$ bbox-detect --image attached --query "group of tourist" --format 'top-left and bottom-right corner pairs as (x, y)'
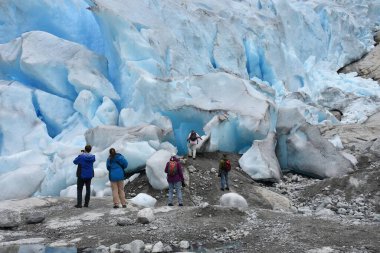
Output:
(72, 130), (231, 208)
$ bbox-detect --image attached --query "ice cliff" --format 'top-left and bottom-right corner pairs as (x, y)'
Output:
(0, 0), (379, 199)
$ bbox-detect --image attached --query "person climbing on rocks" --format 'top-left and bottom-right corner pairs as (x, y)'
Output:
(187, 130), (202, 159)
(106, 148), (128, 208)
(219, 154), (231, 191)
(165, 156), (185, 206)
(73, 145), (96, 208)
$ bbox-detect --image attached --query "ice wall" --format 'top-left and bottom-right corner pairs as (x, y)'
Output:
(0, 0), (379, 198)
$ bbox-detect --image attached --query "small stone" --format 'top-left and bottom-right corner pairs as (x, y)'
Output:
(337, 208), (347, 215)
(110, 243), (121, 253)
(210, 168), (217, 173)
(144, 243), (153, 253)
(130, 240), (145, 253)
(117, 217), (135, 226)
(179, 240), (190, 249)
(152, 241), (164, 253)
(163, 245), (173, 252)
(130, 193), (137, 197)
(188, 165), (196, 173)
(94, 245), (109, 253)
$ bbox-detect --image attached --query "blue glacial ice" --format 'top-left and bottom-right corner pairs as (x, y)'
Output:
(0, 0), (379, 199)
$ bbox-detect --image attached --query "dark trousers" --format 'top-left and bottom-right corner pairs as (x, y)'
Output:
(77, 178), (91, 206)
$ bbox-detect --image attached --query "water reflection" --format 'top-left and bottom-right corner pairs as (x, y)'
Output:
(0, 245), (76, 253)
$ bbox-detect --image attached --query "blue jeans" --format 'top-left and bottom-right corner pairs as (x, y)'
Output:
(168, 181), (183, 205)
(220, 171), (229, 189)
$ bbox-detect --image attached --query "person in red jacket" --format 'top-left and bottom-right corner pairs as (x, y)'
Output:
(164, 156), (185, 206)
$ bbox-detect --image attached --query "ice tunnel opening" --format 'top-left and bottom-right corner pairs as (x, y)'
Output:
(162, 108), (214, 155)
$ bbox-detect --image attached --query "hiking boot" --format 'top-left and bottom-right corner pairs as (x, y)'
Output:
(113, 205), (119, 209)
(83, 204), (89, 208)
(220, 188), (224, 191)
(168, 203), (174, 206)
(225, 187), (230, 191)
(74, 204), (82, 208)
(193, 157), (196, 160)
(179, 203), (183, 206)
(122, 205), (127, 208)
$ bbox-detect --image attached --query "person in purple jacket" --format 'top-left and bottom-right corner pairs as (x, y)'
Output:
(164, 156), (185, 206)
(73, 145), (96, 208)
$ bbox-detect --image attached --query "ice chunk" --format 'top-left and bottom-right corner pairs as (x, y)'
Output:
(130, 193), (157, 208)
(91, 97), (119, 126)
(239, 132), (282, 182)
(0, 150), (49, 176)
(0, 0), (103, 53)
(145, 150), (171, 190)
(2, 31), (118, 100)
(34, 89), (75, 137)
(328, 135), (344, 150)
(0, 81), (52, 155)
(85, 125), (165, 149)
(220, 193), (248, 209)
(73, 90), (101, 120)
(285, 124), (353, 178)
(60, 184), (95, 198)
(0, 166), (45, 200)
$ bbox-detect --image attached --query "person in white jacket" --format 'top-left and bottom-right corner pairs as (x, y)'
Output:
(187, 130), (202, 159)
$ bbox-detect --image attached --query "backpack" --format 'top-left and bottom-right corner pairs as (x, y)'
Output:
(222, 159), (231, 171)
(189, 132), (197, 141)
(168, 161), (178, 176)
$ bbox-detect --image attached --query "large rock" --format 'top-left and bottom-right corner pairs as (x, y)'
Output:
(239, 132), (282, 182)
(253, 187), (291, 211)
(320, 111), (380, 163)
(281, 124), (353, 178)
(0, 209), (21, 228)
(340, 43), (380, 82)
(136, 208), (155, 224)
(25, 211), (46, 224)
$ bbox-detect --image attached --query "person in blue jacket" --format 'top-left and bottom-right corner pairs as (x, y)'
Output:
(73, 145), (96, 208)
(106, 148), (128, 208)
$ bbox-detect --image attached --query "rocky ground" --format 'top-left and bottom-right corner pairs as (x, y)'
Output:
(0, 148), (379, 253)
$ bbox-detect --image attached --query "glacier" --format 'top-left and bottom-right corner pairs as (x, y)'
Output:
(0, 0), (379, 199)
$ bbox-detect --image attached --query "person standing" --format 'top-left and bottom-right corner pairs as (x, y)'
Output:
(187, 130), (202, 159)
(165, 156), (185, 206)
(73, 145), (96, 208)
(106, 148), (128, 208)
(219, 154), (231, 191)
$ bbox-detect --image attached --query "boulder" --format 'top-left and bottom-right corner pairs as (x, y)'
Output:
(0, 209), (21, 228)
(136, 208), (155, 224)
(339, 43), (380, 82)
(25, 211), (46, 224)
